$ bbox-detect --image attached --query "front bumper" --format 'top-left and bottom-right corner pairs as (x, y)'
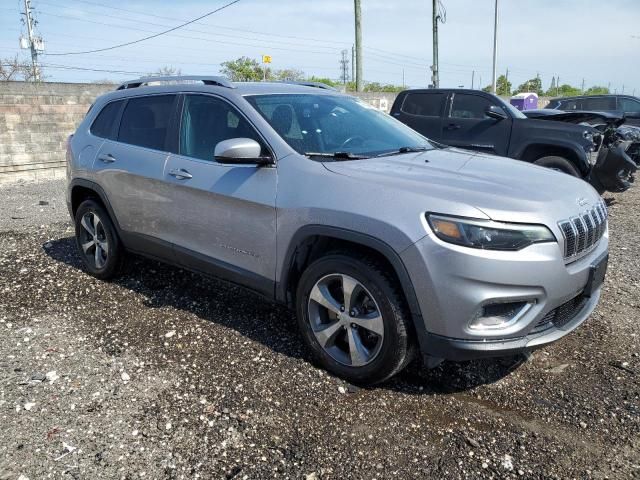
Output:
(589, 144), (637, 193)
(401, 228), (608, 361)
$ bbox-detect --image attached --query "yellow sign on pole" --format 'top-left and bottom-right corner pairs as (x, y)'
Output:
(262, 55), (272, 64)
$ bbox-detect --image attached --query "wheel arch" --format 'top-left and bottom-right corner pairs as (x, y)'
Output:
(69, 179), (121, 231)
(278, 225), (430, 354)
(520, 143), (588, 175)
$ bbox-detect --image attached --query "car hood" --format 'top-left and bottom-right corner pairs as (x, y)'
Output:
(323, 147), (601, 224)
(524, 109), (626, 127)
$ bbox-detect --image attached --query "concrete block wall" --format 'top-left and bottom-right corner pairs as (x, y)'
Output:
(0, 81), (112, 184)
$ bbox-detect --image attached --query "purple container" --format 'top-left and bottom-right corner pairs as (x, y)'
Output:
(510, 93), (538, 111)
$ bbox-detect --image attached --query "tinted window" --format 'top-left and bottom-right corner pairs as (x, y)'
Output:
(90, 100), (123, 139)
(559, 99), (581, 111)
(401, 93), (445, 116)
(450, 94), (496, 119)
(620, 97), (640, 113)
(118, 95), (175, 150)
(179, 95), (264, 161)
(581, 97), (616, 111)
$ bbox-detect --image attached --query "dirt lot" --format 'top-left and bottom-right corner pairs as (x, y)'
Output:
(0, 179), (638, 480)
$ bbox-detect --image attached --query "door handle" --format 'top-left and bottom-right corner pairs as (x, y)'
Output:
(168, 168), (193, 180)
(446, 123), (461, 130)
(98, 153), (116, 163)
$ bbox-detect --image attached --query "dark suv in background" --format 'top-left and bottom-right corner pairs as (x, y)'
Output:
(390, 89), (629, 193)
(546, 94), (640, 126)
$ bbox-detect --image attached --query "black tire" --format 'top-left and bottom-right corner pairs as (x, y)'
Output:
(296, 252), (414, 385)
(533, 156), (581, 177)
(74, 199), (124, 279)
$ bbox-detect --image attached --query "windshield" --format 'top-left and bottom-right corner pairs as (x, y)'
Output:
(244, 93), (434, 158)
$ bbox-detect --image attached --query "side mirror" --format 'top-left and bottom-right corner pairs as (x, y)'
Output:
(485, 105), (508, 121)
(214, 138), (273, 165)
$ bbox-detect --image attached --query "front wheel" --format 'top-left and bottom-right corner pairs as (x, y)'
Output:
(533, 156), (581, 177)
(296, 252), (414, 385)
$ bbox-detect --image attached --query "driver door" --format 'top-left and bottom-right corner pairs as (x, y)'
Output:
(442, 93), (512, 156)
(162, 94), (277, 294)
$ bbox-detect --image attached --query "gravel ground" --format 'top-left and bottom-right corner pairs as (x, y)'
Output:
(0, 179), (638, 479)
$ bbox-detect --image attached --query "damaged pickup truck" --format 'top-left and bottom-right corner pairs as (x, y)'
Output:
(390, 89), (633, 194)
(524, 110), (638, 193)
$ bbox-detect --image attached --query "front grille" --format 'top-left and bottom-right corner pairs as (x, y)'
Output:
(531, 294), (589, 333)
(558, 199), (607, 261)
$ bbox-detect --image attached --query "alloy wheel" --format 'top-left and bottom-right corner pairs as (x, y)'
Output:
(307, 274), (384, 367)
(79, 211), (109, 269)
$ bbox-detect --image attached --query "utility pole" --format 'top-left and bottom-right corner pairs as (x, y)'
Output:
(431, 0), (439, 88)
(622, 84), (625, 94)
(351, 45), (355, 87)
(354, 0), (363, 92)
(556, 75), (560, 97)
(339, 49), (350, 85)
(581, 78), (585, 94)
(471, 70), (475, 89)
(402, 68), (405, 88)
(21, 0), (41, 81)
(607, 81), (611, 93)
(491, 0), (499, 94)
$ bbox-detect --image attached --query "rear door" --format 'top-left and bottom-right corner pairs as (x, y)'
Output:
(162, 93), (277, 293)
(93, 94), (178, 255)
(441, 92), (512, 156)
(391, 91), (446, 140)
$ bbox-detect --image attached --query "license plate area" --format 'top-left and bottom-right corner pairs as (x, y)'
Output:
(584, 253), (608, 297)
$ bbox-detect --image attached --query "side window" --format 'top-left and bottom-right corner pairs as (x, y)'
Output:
(619, 98), (640, 113)
(179, 95), (264, 161)
(401, 93), (445, 116)
(581, 97), (616, 111)
(118, 95), (175, 150)
(90, 100), (123, 139)
(559, 99), (581, 111)
(450, 94), (495, 119)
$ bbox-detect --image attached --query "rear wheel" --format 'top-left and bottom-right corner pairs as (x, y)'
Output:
(296, 252), (413, 385)
(74, 199), (123, 279)
(533, 156), (581, 177)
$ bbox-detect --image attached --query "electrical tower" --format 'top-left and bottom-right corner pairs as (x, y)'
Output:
(339, 49), (350, 85)
(354, 0), (363, 92)
(20, 0), (43, 81)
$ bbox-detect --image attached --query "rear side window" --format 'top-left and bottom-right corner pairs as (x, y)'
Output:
(90, 100), (123, 139)
(118, 95), (175, 150)
(450, 94), (495, 119)
(581, 97), (616, 111)
(401, 93), (445, 116)
(619, 97), (640, 113)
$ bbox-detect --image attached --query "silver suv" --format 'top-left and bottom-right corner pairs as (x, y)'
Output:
(66, 76), (609, 384)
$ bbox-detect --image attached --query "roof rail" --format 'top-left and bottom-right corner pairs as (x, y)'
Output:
(282, 81), (338, 91)
(116, 75), (235, 90)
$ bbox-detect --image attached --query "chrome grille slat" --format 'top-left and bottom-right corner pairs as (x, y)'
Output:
(558, 200), (607, 262)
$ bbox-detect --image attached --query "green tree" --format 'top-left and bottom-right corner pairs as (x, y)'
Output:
(220, 57), (268, 82)
(547, 83), (582, 97)
(273, 68), (305, 81)
(307, 76), (340, 87)
(584, 85), (610, 95)
(513, 77), (544, 96)
(482, 75), (511, 96)
(363, 82), (404, 93)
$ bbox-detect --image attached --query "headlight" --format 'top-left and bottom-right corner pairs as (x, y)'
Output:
(426, 214), (556, 251)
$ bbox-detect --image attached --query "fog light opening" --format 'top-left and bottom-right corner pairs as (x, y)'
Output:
(470, 301), (531, 330)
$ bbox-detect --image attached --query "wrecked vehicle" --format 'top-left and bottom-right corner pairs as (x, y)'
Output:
(390, 89), (605, 187)
(524, 110), (638, 193)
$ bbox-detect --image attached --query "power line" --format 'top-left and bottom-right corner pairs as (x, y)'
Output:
(44, 0), (241, 56)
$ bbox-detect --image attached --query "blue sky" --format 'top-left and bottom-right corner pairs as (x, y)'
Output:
(1, 0), (638, 93)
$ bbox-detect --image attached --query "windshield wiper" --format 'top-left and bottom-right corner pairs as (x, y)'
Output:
(375, 146), (431, 158)
(304, 151), (369, 160)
